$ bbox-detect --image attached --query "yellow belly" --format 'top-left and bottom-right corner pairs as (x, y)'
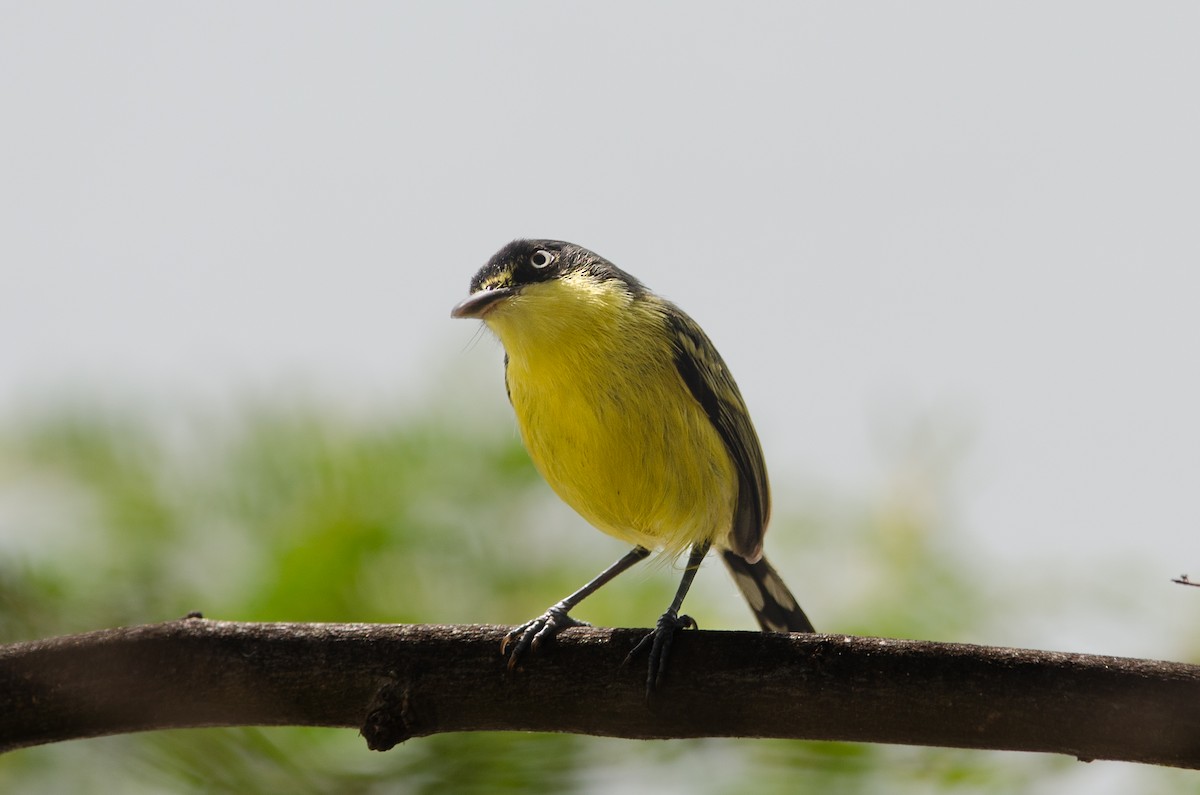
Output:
(488, 277), (737, 556)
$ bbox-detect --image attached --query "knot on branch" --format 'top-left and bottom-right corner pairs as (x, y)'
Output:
(361, 679), (426, 752)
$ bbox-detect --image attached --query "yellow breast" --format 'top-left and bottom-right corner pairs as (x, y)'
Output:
(483, 273), (737, 556)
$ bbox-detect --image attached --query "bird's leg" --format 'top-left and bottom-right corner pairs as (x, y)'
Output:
(502, 545), (652, 670)
(626, 540), (711, 696)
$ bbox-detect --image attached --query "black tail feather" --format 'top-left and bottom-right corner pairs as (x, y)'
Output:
(721, 550), (815, 633)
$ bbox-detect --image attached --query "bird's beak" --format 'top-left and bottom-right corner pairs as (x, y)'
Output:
(451, 287), (513, 319)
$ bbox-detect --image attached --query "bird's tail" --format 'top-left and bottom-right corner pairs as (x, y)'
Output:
(721, 550), (815, 633)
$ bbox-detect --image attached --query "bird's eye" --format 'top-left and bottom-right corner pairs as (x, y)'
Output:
(529, 249), (555, 269)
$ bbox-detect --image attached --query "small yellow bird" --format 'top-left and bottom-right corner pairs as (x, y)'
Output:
(452, 239), (814, 693)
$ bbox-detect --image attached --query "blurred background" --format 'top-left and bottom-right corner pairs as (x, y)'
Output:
(2, 2), (1198, 792)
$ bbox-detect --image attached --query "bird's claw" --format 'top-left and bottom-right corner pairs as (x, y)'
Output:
(501, 604), (590, 670)
(624, 609), (698, 697)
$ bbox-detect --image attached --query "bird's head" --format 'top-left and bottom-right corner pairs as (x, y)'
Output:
(451, 240), (651, 351)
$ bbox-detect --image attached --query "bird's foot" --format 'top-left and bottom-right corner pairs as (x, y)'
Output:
(501, 604), (590, 671)
(624, 608), (698, 697)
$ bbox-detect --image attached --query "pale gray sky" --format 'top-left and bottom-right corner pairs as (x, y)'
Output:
(3, 2), (1198, 665)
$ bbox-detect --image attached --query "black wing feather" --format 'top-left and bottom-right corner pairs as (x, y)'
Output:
(667, 309), (770, 561)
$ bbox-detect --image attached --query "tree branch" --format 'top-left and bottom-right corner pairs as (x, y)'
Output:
(1, 618), (1197, 767)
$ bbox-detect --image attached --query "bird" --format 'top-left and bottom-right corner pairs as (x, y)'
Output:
(451, 239), (815, 695)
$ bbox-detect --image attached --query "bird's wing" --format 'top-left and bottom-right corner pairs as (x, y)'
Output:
(667, 310), (770, 561)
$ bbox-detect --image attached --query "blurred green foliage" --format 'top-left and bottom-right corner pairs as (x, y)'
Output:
(0, 398), (1190, 793)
